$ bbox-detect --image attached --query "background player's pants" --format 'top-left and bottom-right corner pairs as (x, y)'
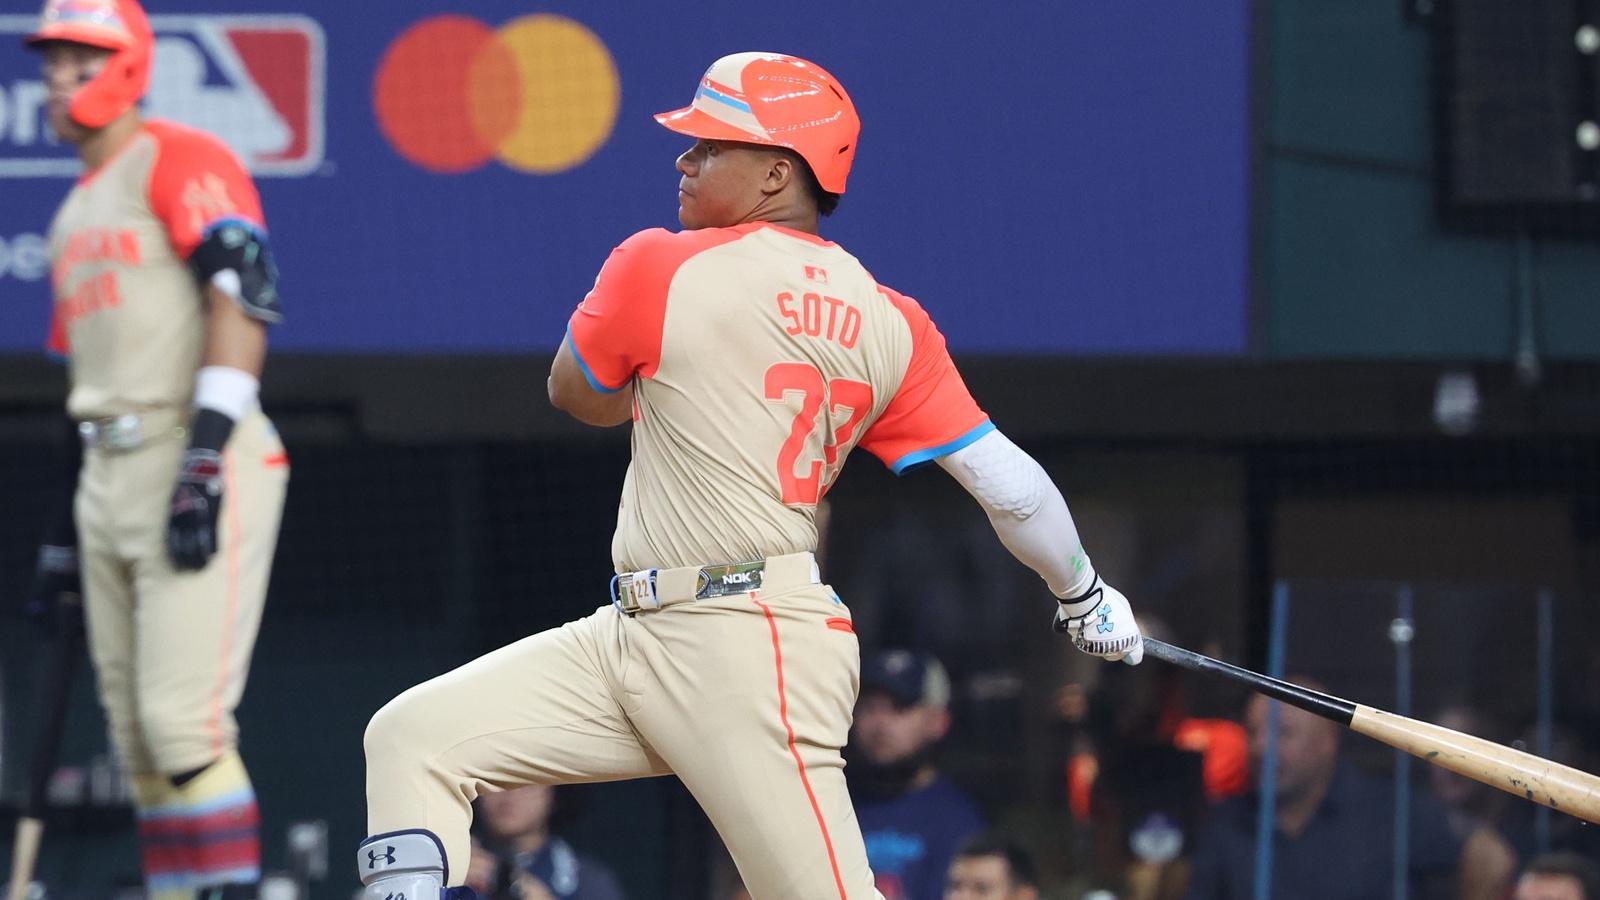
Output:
(77, 408), (288, 895)
(365, 563), (880, 900)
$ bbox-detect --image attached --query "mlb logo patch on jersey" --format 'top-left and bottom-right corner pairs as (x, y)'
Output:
(0, 14), (324, 177)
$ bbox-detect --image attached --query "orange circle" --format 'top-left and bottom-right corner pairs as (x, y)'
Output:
(373, 16), (518, 173)
(491, 14), (620, 173)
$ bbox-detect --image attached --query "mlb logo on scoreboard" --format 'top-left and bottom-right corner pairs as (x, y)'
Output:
(0, 14), (324, 177)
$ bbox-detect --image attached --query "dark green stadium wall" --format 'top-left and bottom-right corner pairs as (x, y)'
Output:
(1262, 2), (1600, 359)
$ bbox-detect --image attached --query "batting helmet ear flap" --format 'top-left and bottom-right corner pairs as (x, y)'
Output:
(70, 31), (151, 128)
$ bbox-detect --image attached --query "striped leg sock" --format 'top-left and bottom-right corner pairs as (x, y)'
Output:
(135, 772), (190, 900)
(136, 752), (261, 897)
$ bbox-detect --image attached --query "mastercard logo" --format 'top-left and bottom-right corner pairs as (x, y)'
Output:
(373, 14), (619, 174)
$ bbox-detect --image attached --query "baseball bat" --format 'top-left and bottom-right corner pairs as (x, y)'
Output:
(6, 593), (85, 900)
(1141, 636), (1600, 824)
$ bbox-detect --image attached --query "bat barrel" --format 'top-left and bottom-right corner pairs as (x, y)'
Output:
(1352, 706), (1600, 825)
(1142, 637), (1357, 725)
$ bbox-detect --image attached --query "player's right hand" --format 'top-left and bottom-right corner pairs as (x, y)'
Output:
(1052, 575), (1144, 665)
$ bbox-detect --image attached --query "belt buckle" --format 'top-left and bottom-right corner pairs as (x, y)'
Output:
(105, 413), (144, 450)
(696, 561), (764, 600)
(80, 413), (145, 451)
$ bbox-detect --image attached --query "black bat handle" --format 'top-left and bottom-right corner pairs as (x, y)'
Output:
(1141, 636), (1357, 726)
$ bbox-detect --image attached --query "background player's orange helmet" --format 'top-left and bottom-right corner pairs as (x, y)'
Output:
(655, 52), (861, 194)
(25, 0), (154, 129)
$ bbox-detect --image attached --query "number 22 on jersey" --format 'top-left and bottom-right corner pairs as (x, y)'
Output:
(764, 362), (873, 506)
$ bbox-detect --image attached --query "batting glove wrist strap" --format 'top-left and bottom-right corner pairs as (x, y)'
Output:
(186, 406), (237, 454)
(1054, 571), (1103, 619)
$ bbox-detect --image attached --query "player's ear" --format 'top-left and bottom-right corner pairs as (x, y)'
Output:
(762, 151), (795, 197)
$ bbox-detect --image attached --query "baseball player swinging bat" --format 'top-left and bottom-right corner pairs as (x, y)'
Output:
(1140, 637), (1600, 824)
(6, 592), (85, 900)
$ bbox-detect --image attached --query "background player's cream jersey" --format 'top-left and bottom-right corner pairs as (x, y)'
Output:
(567, 222), (992, 572)
(46, 120), (268, 420)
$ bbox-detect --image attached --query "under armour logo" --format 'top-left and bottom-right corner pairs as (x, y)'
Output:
(1095, 601), (1114, 635)
(383, 893), (405, 900)
(367, 846), (396, 868)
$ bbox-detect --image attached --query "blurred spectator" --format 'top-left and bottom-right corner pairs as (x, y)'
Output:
(1514, 853), (1600, 900)
(1060, 617), (1248, 900)
(943, 834), (1040, 900)
(849, 649), (985, 900)
(1184, 679), (1514, 900)
(464, 785), (625, 900)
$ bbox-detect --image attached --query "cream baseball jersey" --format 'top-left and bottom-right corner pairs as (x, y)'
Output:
(566, 221), (993, 572)
(46, 120), (269, 420)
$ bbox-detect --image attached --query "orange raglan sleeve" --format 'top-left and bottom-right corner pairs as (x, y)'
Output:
(858, 285), (993, 474)
(45, 207), (69, 356)
(564, 228), (681, 393)
(145, 122), (265, 261)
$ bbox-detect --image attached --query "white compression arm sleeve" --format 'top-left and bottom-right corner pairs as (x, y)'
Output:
(937, 429), (1097, 602)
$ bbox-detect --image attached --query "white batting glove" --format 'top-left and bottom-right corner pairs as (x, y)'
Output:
(1052, 575), (1144, 665)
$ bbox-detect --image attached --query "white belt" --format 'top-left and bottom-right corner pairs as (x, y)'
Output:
(610, 551), (821, 615)
(78, 410), (185, 452)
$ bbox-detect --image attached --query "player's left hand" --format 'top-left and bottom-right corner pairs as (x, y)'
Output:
(1052, 575), (1144, 665)
(166, 448), (225, 570)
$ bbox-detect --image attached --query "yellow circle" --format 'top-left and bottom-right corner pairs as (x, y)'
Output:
(492, 14), (620, 174)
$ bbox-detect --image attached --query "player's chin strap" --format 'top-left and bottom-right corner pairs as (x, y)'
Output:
(357, 830), (478, 899)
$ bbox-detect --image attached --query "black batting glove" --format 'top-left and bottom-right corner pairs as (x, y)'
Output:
(166, 408), (235, 571)
(166, 449), (224, 569)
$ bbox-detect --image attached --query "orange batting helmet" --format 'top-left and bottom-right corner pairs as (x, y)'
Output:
(25, 0), (154, 129)
(655, 52), (860, 194)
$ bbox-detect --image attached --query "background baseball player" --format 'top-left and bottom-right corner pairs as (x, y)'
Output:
(357, 52), (1142, 900)
(23, 1), (288, 896)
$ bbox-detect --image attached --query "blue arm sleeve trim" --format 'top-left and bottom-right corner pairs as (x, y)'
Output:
(199, 214), (269, 240)
(889, 419), (997, 475)
(565, 326), (626, 394)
